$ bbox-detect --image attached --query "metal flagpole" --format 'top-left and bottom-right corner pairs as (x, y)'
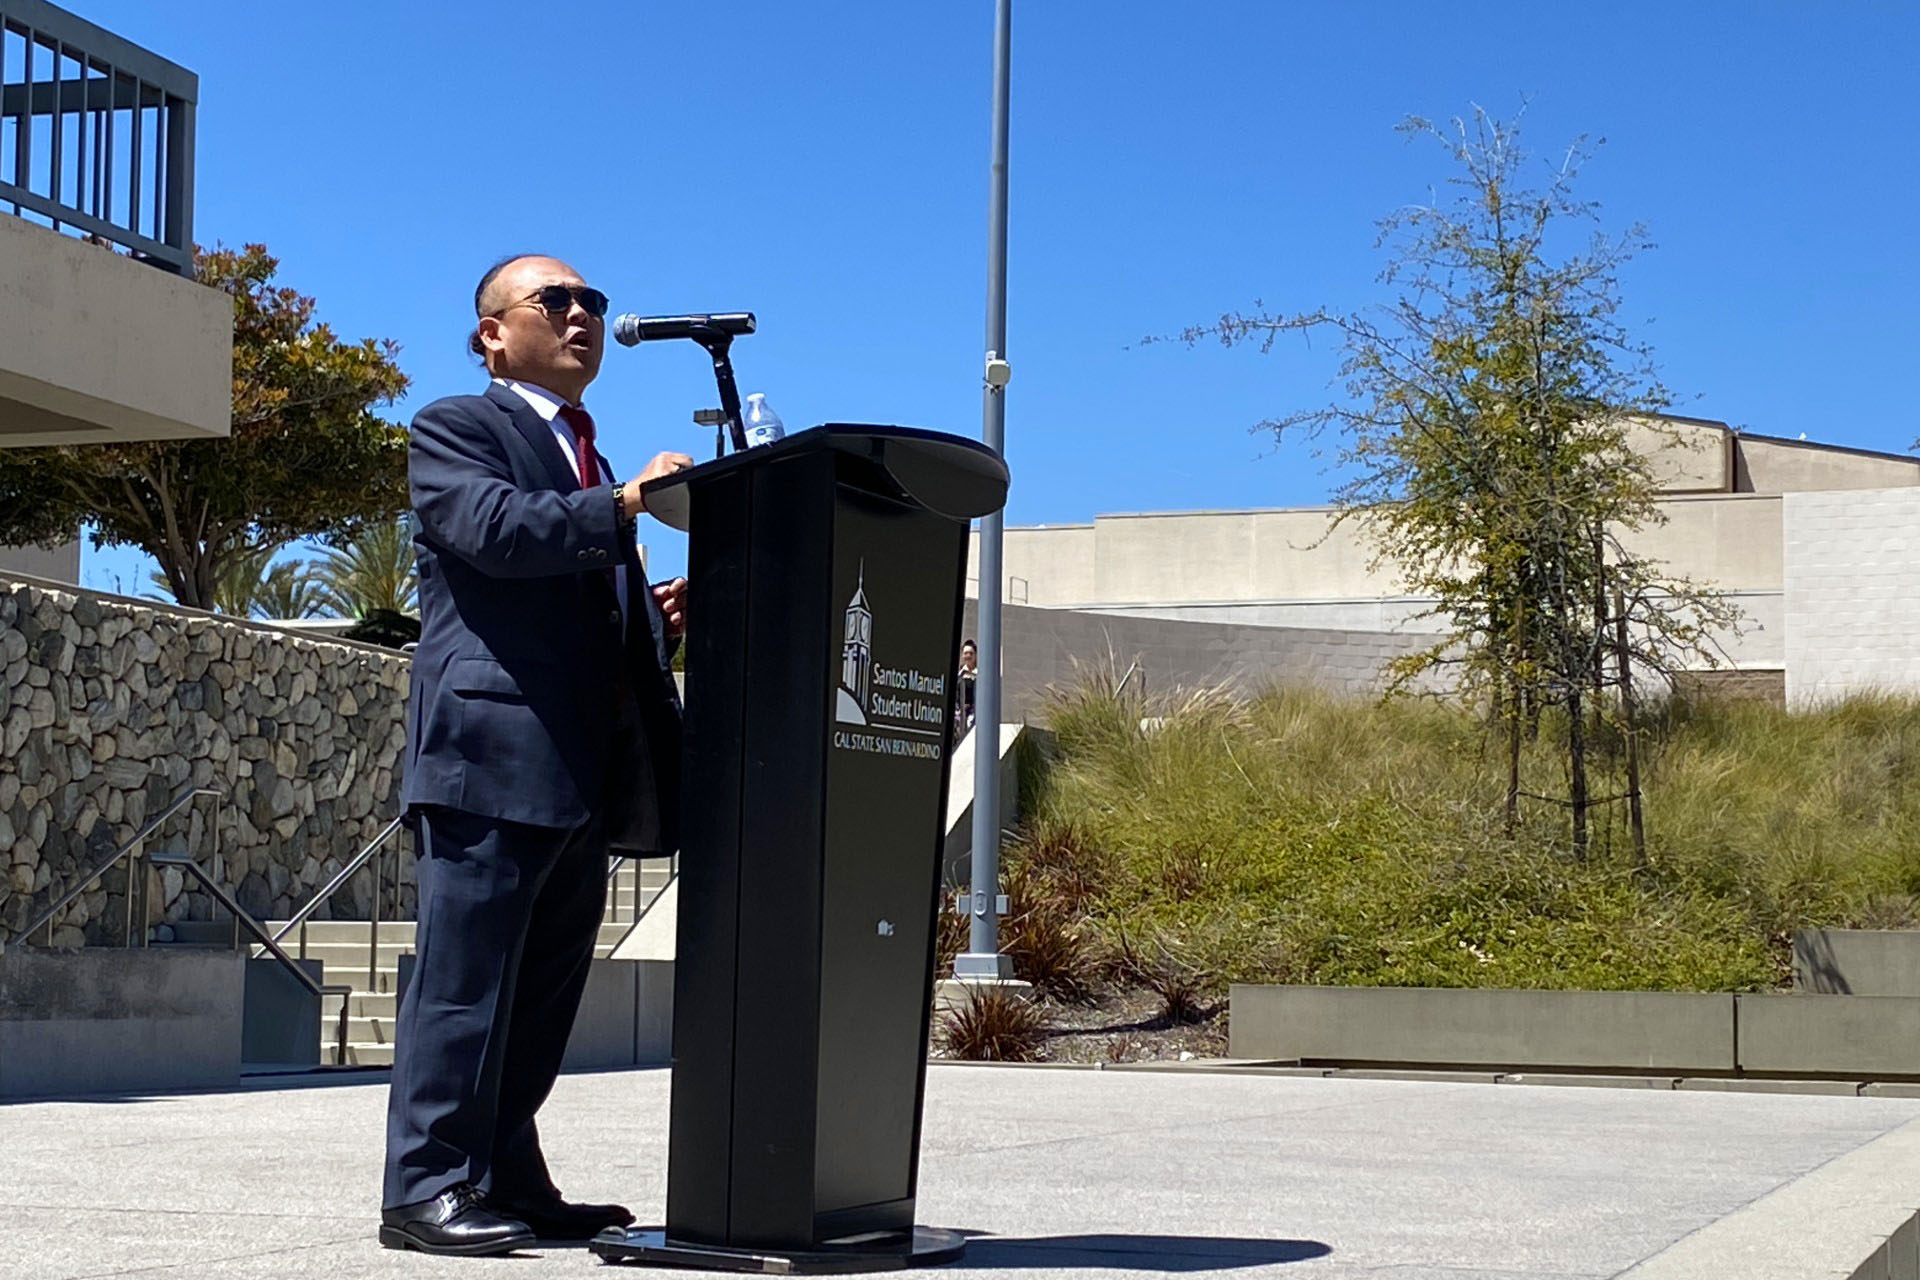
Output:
(956, 0), (1015, 982)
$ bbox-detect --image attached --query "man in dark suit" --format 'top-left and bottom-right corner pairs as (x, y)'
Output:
(379, 254), (692, 1257)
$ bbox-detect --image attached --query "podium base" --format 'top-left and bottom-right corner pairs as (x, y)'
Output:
(589, 1226), (966, 1272)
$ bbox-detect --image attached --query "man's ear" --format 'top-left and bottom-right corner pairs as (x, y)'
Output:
(477, 314), (506, 359)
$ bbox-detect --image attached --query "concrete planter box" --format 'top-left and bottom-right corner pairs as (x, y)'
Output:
(1737, 994), (1920, 1078)
(0, 948), (244, 1098)
(1794, 929), (1920, 997)
(1229, 984), (1736, 1073)
(561, 958), (676, 1070)
(242, 957), (322, 1069)
(397, 955), (673, 1070)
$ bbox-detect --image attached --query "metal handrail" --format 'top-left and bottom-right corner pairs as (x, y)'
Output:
(605, 851), (677, 925)
(148, 850), (354, 1066)
(0, 0), (199, 272)
(270, 816), (404, 946)
(16, 784), (221, 945)
(267, 813), (409, 996)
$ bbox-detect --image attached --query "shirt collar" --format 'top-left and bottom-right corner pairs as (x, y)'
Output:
(494, 377), (578, 423)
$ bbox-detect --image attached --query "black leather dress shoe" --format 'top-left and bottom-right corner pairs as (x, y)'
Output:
(489, 1195), (635, 1241)
(379, 1183), (535, 1256)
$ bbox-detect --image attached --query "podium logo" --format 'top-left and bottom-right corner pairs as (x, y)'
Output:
(836, 564), (873, 726)
(831, 560), (949, 759)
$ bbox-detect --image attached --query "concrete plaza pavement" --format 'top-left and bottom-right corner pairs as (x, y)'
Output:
(1, 1063), (1916, 1280)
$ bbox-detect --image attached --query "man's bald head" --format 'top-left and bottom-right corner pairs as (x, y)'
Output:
(468, 254), (605, 403)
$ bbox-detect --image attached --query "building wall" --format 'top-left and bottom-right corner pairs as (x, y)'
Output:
(0, 541), (80, 587)
(1782, 489), (1920, 707)
(1738, 436), (1920, 495)
(958, 599), (1434, 723)
(1624, 415), (1731, 492)
(966, 492), (1787, 670)
(0, 574), (412, 947)
(1615, 494), (1783, 592)
(1090, 588), (1783, 670)
(966, 524), (1097, 606)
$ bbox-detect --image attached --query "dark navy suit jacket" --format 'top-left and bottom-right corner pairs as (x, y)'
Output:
(401, 382), (681, 850)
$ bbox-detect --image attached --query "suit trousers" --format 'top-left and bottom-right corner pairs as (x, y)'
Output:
(382, 805), (608, 1209)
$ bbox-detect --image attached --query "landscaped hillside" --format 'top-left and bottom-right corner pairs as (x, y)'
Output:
(990, 678), (1920, 1001)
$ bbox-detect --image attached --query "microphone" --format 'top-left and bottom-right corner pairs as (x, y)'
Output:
(613, 312), (757, 347)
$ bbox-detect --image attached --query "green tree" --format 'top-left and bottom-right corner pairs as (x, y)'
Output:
(1163, 108), (1735, 855)
(0, 244), (410, 610)
(312, 516), (418, 619)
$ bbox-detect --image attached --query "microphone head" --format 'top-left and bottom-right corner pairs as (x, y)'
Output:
(613, 314), (644, 346)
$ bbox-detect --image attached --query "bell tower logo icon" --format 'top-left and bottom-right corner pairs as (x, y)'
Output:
(836, 562), (872, 725)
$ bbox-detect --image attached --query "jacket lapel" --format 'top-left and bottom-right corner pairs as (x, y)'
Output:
(485, 382), (579, 494)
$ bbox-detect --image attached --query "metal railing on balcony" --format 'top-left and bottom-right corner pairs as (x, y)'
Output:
(0, 0), (194, 273)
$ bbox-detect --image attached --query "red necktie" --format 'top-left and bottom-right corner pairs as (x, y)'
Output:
(559, 404), (622, 610)
(558, 404), (600, 490)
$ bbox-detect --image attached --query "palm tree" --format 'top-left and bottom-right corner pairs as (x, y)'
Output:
(313, 518), (418, 619)
(148, 538), (327, 619)
(254, 559), (330, 620)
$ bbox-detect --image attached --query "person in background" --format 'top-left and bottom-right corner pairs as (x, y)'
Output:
(955, 637), (978, 745)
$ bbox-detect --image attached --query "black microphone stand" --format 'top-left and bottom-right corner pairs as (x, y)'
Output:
(690, 327), (750, 456)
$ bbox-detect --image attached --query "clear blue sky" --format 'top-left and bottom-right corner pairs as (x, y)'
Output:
(70, 0), (1920, 594)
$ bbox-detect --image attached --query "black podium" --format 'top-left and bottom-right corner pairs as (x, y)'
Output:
(592, 425), (1008, 1272)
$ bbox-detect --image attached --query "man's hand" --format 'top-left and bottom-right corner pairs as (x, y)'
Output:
(630, 453), (696, 511)
(652, 577), (688, 638)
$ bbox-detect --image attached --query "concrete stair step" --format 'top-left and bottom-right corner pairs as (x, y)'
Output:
(266, 921), (420, 943)
(338, 1014), (394, 1044)
(335, 991), (400, 1018)
(307, 964), (406, 994)
(275, 940), (414, 965)
(286, 872), (676, 1065)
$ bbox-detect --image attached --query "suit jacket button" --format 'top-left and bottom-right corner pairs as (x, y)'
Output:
(608, 610), (622, 625)
(576, 550), (590, 561)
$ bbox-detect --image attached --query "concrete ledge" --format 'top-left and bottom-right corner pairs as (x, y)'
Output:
(635, 958), (673, 1064)
(567, 957), (672, 1069)
(1615, 1113), (1920, 1280)
(1497, 1073), (1681, 1090)
(607, 878), (677, 962)
(1737, 993), (1920, 1078)
(241, 956), (320, 1069)
(1796, 929), (1920, 996)
(560, 960), (639, 1071)
(941, 723), (1024, 885)
(0, 214), (232, 445)
(1229, 984), (1737, 1073)
(0, 948), (243, 1098)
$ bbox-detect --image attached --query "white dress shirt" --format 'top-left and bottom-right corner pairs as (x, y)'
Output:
(495, 377), (629, 625)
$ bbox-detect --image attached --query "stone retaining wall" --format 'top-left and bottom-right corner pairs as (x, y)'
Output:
(0, 573), (413, 947)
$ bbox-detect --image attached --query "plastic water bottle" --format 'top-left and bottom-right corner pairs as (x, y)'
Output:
(743, 393), (786, 448)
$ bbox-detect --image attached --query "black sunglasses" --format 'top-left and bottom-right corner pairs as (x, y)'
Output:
(504, 284), (610, 319)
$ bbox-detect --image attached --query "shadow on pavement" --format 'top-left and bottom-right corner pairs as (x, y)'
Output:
(950, 1233), (1333, 1270)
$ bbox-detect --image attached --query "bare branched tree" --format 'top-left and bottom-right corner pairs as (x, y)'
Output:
(1155, 107), (1738, 855)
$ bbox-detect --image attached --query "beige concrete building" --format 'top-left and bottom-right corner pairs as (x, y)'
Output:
(0, 1), (230, 581)
(967, 416), (1920, 695)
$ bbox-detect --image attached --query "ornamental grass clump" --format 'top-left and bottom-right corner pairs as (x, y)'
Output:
(936, 988), (1047, 1063)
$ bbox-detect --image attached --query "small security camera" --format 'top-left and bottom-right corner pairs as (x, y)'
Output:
(983, 355), (1012, 388)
